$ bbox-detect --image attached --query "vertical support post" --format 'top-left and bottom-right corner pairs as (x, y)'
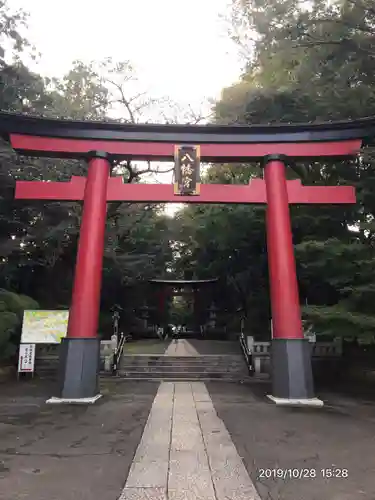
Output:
(158, 287), (166, 326)
(264, 155), (321, 405)
(193, 286), (199, 333)
(158, 286), (170, 338)
(58, 151), (110, 401)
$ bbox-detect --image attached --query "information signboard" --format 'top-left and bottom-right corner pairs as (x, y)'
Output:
(18, 343), (35, 373)
(21, 310), (69, 344)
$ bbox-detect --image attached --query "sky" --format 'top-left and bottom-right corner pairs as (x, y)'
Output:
(12, 0), (242, 118)
(10, 0), (244, 215)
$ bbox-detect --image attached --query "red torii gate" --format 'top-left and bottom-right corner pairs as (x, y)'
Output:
(147, 278), (218, 332)
(1, 112), (369, 405)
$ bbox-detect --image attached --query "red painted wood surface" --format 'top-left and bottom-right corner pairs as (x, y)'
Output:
(265, 160), (304, 340)
(15, 176), (356, 204)
(10, 134), (362, 161)
(66, 157), (110, 339)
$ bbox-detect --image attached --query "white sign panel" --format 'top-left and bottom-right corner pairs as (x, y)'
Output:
(21, 310), (69, 344)
(18, 344), (35, 373)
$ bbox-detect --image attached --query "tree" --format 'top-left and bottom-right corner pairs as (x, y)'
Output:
(171, 0), (375, 339)
(0, 0), (30, 64)
(0, 289), (39, 362)
(171, 161), (270, 336)
(226, 0), (375, 121)
(0, 51), (181, 333)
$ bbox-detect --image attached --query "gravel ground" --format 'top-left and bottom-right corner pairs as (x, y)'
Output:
(0, 379), (158, 500)
(3, 359), (375, 500)
(207, 381), (375, 500)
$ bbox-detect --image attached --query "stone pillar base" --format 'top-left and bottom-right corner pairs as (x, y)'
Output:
(46, 395), (102, 405)
(270, 338), (318, 401)
(58, 337), (100, 401)
(267, 395), (323, 407)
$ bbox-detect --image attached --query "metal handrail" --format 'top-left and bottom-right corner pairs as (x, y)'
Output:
(239, 331), (253, 374)
(112, 333), (126, 375)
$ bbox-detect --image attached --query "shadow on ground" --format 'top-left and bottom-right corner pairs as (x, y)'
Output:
(0, 379), (157, 500)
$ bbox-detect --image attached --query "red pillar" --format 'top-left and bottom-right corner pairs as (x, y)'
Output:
(158, 288), (165, 314)
(264, 157), (303, 339)
(264, 155), (316, 403)
(157, 287), (167, 329)
(67, 151), (110, 339)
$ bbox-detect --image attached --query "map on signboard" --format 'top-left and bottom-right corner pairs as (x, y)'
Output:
(21, 310), (69, 344)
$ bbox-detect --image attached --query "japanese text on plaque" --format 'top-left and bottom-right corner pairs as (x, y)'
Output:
(174, 145), (200, 195)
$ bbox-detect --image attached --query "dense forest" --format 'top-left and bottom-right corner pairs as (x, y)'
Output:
(176, 0), (375, 338)
(1, 0), (375, 359)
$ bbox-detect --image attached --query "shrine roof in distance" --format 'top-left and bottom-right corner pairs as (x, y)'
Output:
(0, 111), (374, 161)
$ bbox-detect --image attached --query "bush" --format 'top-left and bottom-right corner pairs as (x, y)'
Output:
(0, 289), (39, 363)
(0, 289), (39, 316)
(0, 311), (19, 360)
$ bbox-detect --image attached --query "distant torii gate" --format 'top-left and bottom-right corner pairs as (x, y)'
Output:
(149, 278), (218, 332)
(0, 112), (368, 405)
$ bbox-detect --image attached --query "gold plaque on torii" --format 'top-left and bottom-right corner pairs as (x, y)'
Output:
(174, 145), (201, 196)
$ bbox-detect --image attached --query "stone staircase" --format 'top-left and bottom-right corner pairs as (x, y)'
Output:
(34, 344), (109, 379)
(118, 354), (251, 381)
(33, 347), (59, 378)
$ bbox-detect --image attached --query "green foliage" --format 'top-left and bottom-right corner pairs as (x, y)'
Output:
(47, 61), (110, 120)
(302, 305), (375, 340)
(227, 0), (375, 121)
(169, 297), (191, 325)
(0, 288), (38, 315)
(0, 10), (174, 325)
(0, 13), (183, 339)
(2, 0), (375, 342)
(0, 289), (39, 361)
(172, 199), (270, 335)
(0, 311), (19, 360)
(170, 0), (375, 338)
(0, 1), (30, 63)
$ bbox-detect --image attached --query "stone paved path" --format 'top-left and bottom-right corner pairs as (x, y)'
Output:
(119, 382), (260, 500)
(2, 377), (375, 499)
(164, 339), (199, 357)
